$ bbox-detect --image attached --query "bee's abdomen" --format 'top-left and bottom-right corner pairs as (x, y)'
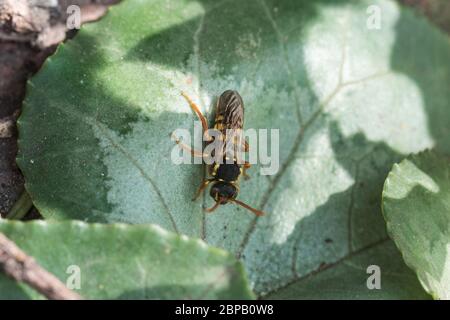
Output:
(213, 116), (228, 133)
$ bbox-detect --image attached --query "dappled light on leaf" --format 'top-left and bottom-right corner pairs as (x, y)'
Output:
(383, 151), (450, 299)
(17, 0), (450, 297)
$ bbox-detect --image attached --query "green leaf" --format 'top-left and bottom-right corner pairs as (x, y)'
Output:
(18, 0), (449, 297)
(382, 151), (450, 300)
(265, 240), (430, 299)
(0, 220), (254, 299)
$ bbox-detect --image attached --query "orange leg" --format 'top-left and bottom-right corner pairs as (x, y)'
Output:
(228, 137), (248, 166)
(192, 179), (214, 201)
(243, 140), (249, 152)
(243, 161), (251, 180)
(181, 92), (213, 142)
(205, 201), (221, 213)
(172, 134), (208, 158)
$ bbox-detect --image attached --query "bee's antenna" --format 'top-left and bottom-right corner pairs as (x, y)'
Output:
(205, 201), (221, 213)
(231, 199), (265, 216)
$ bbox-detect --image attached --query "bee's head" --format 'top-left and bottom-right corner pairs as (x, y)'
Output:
(210, 181), (237, 204)
(205, 181), (264, 216)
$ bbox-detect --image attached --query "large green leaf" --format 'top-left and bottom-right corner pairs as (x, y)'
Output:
(17, 0), (449, 297)
(383, 151), (450, 300)
(0, 220), (254, 299)
(265, 239), (429, 299)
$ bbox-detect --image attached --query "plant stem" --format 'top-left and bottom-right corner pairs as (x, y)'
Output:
(6, 190), (33, 220)
(0, 232), (83, 300)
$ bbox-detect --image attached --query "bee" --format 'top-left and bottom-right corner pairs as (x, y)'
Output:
(173, 90), (264, 216)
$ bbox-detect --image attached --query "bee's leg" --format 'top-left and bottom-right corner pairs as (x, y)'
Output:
(243, 140), (249, 152)
(205, 201), (221, 213)
(192, 179), (213, 201)
(234, 139), (249, 166)
(243, 161), (251, 180)
(173, 135), (208, 158)
(181, 92), (213, 142)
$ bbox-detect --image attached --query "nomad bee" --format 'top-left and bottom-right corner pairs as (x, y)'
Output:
(173, 90), (264, 216)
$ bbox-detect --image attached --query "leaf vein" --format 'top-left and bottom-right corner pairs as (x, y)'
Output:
(94, 121), (180, 234)
(259, 0), (304, 124)
(260, 237), (390, 298)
